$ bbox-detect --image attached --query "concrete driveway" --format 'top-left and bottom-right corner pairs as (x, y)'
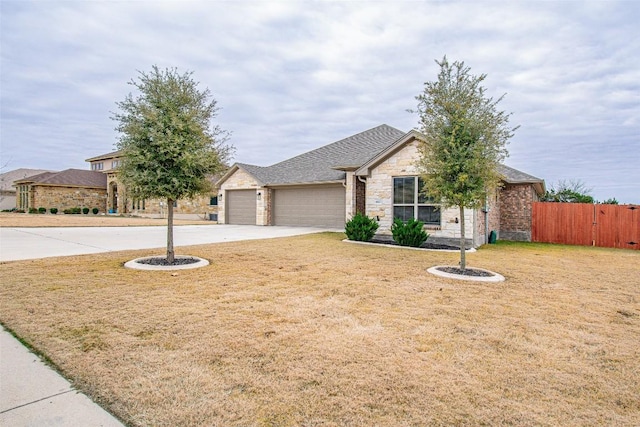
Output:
(0, 224), (338, 262)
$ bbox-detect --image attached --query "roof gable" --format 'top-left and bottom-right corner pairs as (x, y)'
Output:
(220, 125), (405, 186)
(356, 130), (545, 194)
(85, 150), (123, 162)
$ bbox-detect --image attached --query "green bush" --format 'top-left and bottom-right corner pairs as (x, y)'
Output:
(38, 207), (47, 214)
(391, 218), (429, 247)
(92, 207), (99, 215)
(28, 207), (38, 214)
(50, 208), (58, 214)
(82, 207), (90, 214)
(345, 213), (379, 242)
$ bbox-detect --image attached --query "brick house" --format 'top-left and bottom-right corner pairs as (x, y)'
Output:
(216, 125), (545, 246)
(85, 150), (220, 220)
(13, 169), (107, 212)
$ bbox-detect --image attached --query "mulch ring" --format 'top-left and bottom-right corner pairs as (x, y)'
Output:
(435, 266), (494, 277)
(135, 256), (200, 266)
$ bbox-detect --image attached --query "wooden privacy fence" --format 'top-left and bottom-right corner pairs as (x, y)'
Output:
(532, 202), (640, 250)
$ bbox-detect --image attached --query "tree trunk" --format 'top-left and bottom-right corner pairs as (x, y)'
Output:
(167, 198), (175, 263)
(459, 205), (466, 271)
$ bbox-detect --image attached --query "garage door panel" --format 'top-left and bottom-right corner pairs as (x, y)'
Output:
(227, 190), (256, 225)
(273, 186), (345, 228)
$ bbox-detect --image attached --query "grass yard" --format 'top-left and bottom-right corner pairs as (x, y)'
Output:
(1, 233), (639, 426)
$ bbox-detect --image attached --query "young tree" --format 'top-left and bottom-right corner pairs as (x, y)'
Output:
(541, 179), (594, 203)
(414, 57), (516, 270)
(113, 66), (232, 263)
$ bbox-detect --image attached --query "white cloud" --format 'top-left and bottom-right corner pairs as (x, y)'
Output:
(1, 0), (638, 203)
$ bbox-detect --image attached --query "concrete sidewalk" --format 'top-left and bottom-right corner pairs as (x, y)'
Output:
(0, 224), (336, 425)
(0, 327), (125, 426)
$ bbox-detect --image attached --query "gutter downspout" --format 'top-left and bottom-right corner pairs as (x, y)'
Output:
(483, 194), (489, 244)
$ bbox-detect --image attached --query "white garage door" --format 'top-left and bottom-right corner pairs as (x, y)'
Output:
(226, 190), (256, 225)
(273, 185), (345, 228)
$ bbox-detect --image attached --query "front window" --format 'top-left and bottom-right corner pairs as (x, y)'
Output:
(209, 196), (218, 206)
(393, 176), (440, 226)
(91, 162), (103, 171)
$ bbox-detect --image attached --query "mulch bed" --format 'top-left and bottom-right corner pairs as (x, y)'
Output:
(368, 238), (464, 251)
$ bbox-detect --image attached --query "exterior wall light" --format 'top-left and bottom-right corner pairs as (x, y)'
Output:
(219, 193), (223, 201)
(257, 192), (262, 200)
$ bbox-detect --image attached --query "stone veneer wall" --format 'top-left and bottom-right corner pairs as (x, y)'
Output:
(499, 183), (538, 241)
(218, 168), (262, 224)
(32, 185), (107, 212)
(106, 174), (218, 220)
(365, 139), (476, 247)
(132, 195), (217, 220)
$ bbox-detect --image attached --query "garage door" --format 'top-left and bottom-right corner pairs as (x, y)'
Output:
(226, 190), (256, 225)
(273, 185), (345, 228)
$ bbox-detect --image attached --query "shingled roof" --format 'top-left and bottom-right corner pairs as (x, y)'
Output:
(220, 124), (545, 193)
(14, 169), (107, 188)
(0, 168), (53, 191)
(228, 124), (406, 186)
(85, 150), (123, 162)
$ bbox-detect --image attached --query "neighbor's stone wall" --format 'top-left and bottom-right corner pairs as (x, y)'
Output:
(32, 185), (107, 212)
(218, 168), (261, 224)
(499, 183), (538, 241)
(365, 139), (476, 246)
(132, 195), (217, 220)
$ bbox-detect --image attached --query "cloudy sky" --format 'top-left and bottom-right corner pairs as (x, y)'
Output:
(1, 0), (638, 203)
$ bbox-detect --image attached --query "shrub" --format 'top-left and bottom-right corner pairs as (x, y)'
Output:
(15, 209), (25, 213)
(92, 207), (99, 215)
(82, 207), (90, 214)
(38, 207), (47, 214)
(50, 208), (58, 214)
(345, 213), (379, 242)
(391, 218), (429, 247)
(28, 207), (38, 214)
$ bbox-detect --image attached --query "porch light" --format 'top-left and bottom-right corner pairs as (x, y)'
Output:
(257, 192), (262, 200)
(219, 193), (223, 201)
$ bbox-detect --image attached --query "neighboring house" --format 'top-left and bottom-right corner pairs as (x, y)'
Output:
(217, 124), (545, 246)
(0, 168), (52, 210)
(85, 150), (220, 220)
(13, 169), (107, 212)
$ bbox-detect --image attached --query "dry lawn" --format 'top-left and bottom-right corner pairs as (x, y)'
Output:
(1, 233), (639, 426)
(0, 212), (209, 227)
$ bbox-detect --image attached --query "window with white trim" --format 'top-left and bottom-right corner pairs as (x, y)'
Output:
(91, 162), (103, 171)
(393, 176), (440, 226)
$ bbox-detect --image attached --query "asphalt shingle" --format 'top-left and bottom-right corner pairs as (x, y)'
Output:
(239, 124), (406, 185)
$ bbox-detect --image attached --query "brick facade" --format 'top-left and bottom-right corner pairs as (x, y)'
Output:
(355, 176), (366, 214)
(499, 183), (539, 241)
(473, 190), (501, 244)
